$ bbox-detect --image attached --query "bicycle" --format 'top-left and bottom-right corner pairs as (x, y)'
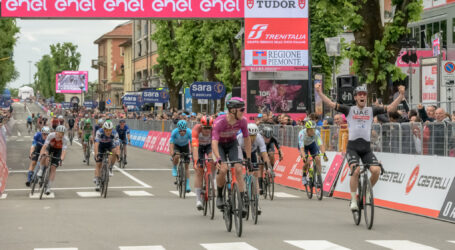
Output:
(219, 159), (245, 237)
(351, 163), (382, 230)
(198, 157), (215, 219)
(303, 155), (323, 201)
(261, 158), (275, 200)
(38, 153), (60, 200)
(29, 153), (41, 196)
(118, 142), (127, 169)
(99, 152), (113, 198)
(27, 122), (32, 134)
(174, 152), (191, 199)
(244, 161), (262, 225)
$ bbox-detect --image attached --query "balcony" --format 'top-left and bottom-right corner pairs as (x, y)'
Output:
(98, 56), (107, 66)
(91, 59), (99, 69)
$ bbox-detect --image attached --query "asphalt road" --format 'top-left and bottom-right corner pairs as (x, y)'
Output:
(0, 102), (454, 250)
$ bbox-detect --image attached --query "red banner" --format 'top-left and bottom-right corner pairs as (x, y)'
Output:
(0, 134), (8, 195)
(155, 132), (171, 154)
(273, 146), (305, 190)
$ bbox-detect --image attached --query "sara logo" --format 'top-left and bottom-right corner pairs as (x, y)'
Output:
(248, 24), (268, 39)
(406, 165), (420, 195)
(340, 163), (350, 183)
(160, 91), (169, 100)
(215, 82), (224, 94)
(247, 0), (306, 9)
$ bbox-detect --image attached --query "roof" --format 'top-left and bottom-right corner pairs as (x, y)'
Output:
(94, 21), (132, 44)
(119, 38), (132, 48)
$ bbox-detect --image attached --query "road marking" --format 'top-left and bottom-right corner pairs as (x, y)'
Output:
(18, 131), (21, 137)
(10, 169), (95, 173)
(115, 168), (172, 171)
(35, 248), (78, 250)
(123, 190), (153, 197)
(284, 240), (350, 250)
(0, 193), (7, 199)
(366, 240), (438, 250)
(119, 246), (165, 250)
(274, 192), (300, 198)
(201, 242), (257, 250)
(76, 192), (100, 198)
(169, 191), (196, 197)
(114, 165), (152, 188)
(74, 141), (82, 147)
(29, 192), (55, 199)
(6, 186), (150, 192)
(448, 241), (455, 244)
(17, 139), (24, 142)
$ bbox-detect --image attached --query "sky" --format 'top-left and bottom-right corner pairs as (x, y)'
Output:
(9, 19), (127, 89)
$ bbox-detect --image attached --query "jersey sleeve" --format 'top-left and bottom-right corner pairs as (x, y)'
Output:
(191, 125), (201, 147)
(211, 120), (221, 141)
(240, 118), (249, 138)
(335, 104), (350, 116)
(257, 134), (267, 153)
(125, 125), (130, 134)
(44, 133), (54, 145)
(95, 130), (101, 143)
(298, 130), (305, 149)
(373, 106), (387, 116)
(316, 130), (323, 146)
(62, 137), (68, 151)
(170, 129), (177, 144)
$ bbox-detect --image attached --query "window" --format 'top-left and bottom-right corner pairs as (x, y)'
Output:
(144, 21), (149, 36)
(137, 42), (142, 57)
(441, 20), (447, 48)
(144, 38), (149, 53)
(120, 47), (124, 57)
(420, 25), (426, 48)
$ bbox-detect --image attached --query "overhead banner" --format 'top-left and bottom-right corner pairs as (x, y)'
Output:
(190, 82), (226, 99)
(122, 93), (142, 106)
(142, 88), (170, 103)
(1, 0), (244, 18)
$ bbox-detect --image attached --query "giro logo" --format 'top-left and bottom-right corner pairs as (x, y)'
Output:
(406, 165), (420, 195)
(248, 24), (268, 39)
(298, 0), (305, 8)
(340, 163), (350, 183)
(247, 0), (254, 9)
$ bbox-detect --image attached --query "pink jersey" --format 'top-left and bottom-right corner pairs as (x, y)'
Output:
(212, 115), (249, 143)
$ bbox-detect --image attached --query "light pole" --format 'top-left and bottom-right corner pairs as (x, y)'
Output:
(80, 82), (84, 111)
(324, 37), (341, 101)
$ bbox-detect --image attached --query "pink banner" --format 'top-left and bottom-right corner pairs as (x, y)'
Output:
(148, 131), (161, 152)
(396, 50), (446, 67)
(155, 132), (171, 154)
(142, 130), (155, 151)
(1, 0), (243, 18)
(0, 134), (8, 195)
(322, 153), (344, 195)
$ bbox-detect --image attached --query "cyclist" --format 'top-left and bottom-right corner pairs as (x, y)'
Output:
(212, 97), (251, 217)
(192, 115), (214, 210)
(32, 113), (38, 132)
(169, 120), (192, 193)
(67, 115), (75, 138)
(94, 118), (104, 141)
(26, 115), (33, 131)
(78, 114), (88, 140)
(58, 115), (65, 126)
(26, 126), (50, 187)
(82, 119), (93, 163)
(237, 123), (271, 215)
(260, 126), (283, 194)
(298, 120), (328, 186)
(50, 115), (59, 131)
(38, 125), (68, 195)
(116, 120), (131, 165)
(315, 83), (405, 211)
(94, 120), (120, 191)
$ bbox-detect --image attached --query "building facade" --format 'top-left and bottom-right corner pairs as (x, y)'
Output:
(120, 39), (133, 93)
(93, 21), (132, 108)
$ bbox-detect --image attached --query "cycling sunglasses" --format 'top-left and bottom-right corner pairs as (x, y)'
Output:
(238, 107), (245, 112)
(202, 126), (212, 130)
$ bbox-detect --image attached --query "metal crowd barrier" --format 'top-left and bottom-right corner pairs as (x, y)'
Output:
(114, 119), (455, 157)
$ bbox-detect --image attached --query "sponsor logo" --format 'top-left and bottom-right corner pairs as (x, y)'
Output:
(340, 163), (349, 183)
(406, 165), (419, 194)
(253, 51), (267, 65)
(247, 0), (254, 9)
(214, 82), (224, 94)
(379, 170), (405, 184)
(246, 0), (305, 9)
(160, 91), (169, 99)
(439, 177), (455, 221)
(417, 175), (450, 190)
(248, 24), (268, 39)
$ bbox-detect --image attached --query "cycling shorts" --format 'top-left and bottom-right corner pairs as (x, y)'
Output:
(346, 139), (380, 169)
(196, 144), (212, 166)
(174, 144), (190, 162)
(266, 142), (276, 153)
(83, 133), (91, 143)
(27, 121), (32, 124)
(304, 142), (320, 157)
(96, 142), (116, 163)
(119, 137), (128, 145)
(217, 140), (242, 162)
(46, 147), (62, 167)
(31, 148), (41, 162)
(69, 124), (74, 129)
(242, 151), (259, 170)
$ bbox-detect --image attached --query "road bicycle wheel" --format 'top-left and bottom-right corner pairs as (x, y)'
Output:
(352, 178), (362, 226)
(102, 165), (110, 198)
(202, 175), (208, 216)
(30, 171), (39, 195)
(244, 176), (250, 221)
(363, 176), (374, 230)
(251, 177), (259, 225)
(223, 184), (232, 232)
(208, 174), (215, 220)
(305, 175), (313, 199)
(182, 163), (187, 199)
(39, 166), (50, 200)
(86, 145), (90, 166)
(269, 171), (275, 201)
(232, 183), (243, 237)
(262, 173), (268, 200)
(316, 173), (323, 201)
(178, 163), (185, 198)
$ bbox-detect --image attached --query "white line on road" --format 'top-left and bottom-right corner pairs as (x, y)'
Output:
(274, 192), (300, 198)
(18, 131), (21, 137)
(114, 165), (152, 188)
(448, 241), (455, 244)
(123, 190), (153, 197)
(119, 246), (165, 250)
(366, 240), (439, 250)
(29, 192), (55, 199)
(201, 242), (258, 250)
(35, 248), (78, 250)
(169, 190), (196, 197)
(0, 193), (7, 199)
(9, 168), (172, 173)
(284, 240), (351, 250)
(76, 192), (101, 198)
(6, 186), (150, 192)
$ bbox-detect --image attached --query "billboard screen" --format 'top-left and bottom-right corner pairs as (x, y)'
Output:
(246, 78), (309, 113)
(56, 71), (88, 94)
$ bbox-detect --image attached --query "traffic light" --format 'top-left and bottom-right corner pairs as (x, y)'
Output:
(337, 75), (358, 105)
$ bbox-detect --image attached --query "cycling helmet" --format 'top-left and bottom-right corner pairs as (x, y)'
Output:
(305, 120), (317, 129)
(58, 115), (64, 120)
(119, 119), (126, 123)
(98, 118), (104, 125)
(226, 97), (245, 109)
(247, 123), (259, 136)
(103, 120), (114, 130)
(177, 120), (187, 131)
(261, 126), (273, 138)
(55, 125), (66, 133)
(41, 126), (50, 134)
(354, 85), (368, 96)
(200, 116), (213, 127)
(85, 114), (89, 118)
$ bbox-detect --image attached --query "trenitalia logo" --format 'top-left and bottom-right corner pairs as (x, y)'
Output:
(406, 165), (419, 194)
(248, 24), (268, 39)
(246, 0), (306, 9)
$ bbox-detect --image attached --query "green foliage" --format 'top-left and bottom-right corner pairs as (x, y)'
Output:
(8, 87), (19, 98)
(34, 42), (81, 102)
(0, 18), (20, 92)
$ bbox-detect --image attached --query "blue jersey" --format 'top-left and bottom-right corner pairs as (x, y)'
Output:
(27, 116), (32, 122)
(32, 132), (46, 151)
(94, 125), (102, 134)
(116, 124), (130, 140)
(95, 128), (120, 147)
(170, 128), (192, 147)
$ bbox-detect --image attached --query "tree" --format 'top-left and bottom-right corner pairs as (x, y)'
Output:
(8, 87), (19, 98)
(0, 18), (20, 92)
(318, 0), (423, 101)
(34, 55), (55, 99)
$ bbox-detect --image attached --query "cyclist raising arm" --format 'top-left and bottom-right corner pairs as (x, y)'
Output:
(315, 83), (405, 211)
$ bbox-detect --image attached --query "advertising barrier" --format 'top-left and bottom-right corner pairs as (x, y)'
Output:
(0, 131), (8, 195)
(333, 152), (455, 222)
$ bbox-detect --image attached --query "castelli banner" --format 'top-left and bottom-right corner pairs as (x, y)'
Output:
(1, 0), (244, 18)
